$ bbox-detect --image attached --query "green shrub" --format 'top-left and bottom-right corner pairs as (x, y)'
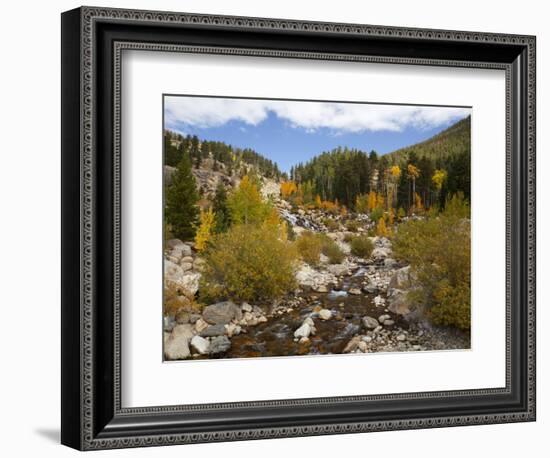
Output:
(350, 236), (374, 258)
(316, 233), (345, 264)
(323, 218), (340, 231)
(369, 207), (384, 223)
(295, 231), (323, 266)
(345, 220), (360, 232)
(393, 193), (471, 330)
(200, 224), (298, 303)
(343, 233), (355, 243)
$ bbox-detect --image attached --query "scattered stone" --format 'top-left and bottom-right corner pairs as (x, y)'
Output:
(299, 336), (310, 344)
(225, 323), (241, 337)
(181, 256), (194, 264)
(202, 301), (242, 325)
(190, 335), (210, 354)
(373, 295), (385, 307)
(241, 303), (253, 313)
(313, 284), (328, 293)
(319, 309), (332, 320)
(378, 314), (391, 324)
(358, 341), (368, 352)
(209, 336), (231, 354)
(396, 334), (406, 341)
(194, 318), (209, 333)
(294, 323), (312, 338)
(383, 319), (395, 326)
(328, 264), (349, 276)
(384, 258), (397, 268)
(348, 288), (362, 295)
(343, 336), (362, 353)
(362, 316), (379, 329)
(163, 315), (176, 332)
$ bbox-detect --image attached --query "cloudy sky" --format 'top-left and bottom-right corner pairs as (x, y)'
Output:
(164, 96), (470, 172)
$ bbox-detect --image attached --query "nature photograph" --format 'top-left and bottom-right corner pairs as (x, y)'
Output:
(162, 95), (471, 361)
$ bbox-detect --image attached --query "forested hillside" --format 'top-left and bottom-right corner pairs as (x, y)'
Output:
(287, 116), (470, 213)
(386, 115), (470, 163)
(164, 130), (283, 180)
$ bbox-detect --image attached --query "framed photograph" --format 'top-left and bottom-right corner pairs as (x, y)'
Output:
(61, 6), (536, 450)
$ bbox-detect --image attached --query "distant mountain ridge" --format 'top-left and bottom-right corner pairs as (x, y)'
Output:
(385, 115), (471, 163)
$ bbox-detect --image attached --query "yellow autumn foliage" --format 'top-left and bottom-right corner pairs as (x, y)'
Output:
(194, 207), (216, 252)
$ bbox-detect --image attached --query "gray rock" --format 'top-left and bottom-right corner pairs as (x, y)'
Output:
(294, 323), (313, 338)
(362, 316), (379, 329)
(371, 247), (391, 261)
(172, 324), (194, 340)
(200, 324), (227, 337)
(163, 315), (176, 332)
(209, 336), (231, 354)
(190, 335), (210, 354)
(343, 336), (362, 353)
(319, 309), (332, 320)
(363, 283), (379, 294)
(180, 262), (193, 272)
(388, 266), (412, 290)
(327, 264), (349, 276)
(313, 284), (328, 293)
(348, 288), (362, 295)
(383, 319), (395, 326)
(189, 313), (201, 324)
(378, 314), (391, 324)
(396, 334), (406, 341)
(202, 301), (242, 325)
(384, 258), (397, 268)
(164, 334), (191, 360)
(241, 302), (253, 313)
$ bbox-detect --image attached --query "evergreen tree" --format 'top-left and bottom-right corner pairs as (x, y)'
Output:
(212, 182), (230, 233)
(165, 153), (199, 241)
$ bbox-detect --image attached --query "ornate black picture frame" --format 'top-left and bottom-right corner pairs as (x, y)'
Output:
(61, 6), (536, 450)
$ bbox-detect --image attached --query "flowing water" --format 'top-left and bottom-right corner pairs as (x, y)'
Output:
(223, 267), (407, 359)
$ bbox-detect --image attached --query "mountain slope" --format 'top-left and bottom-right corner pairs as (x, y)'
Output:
(385, 115), (470, 163)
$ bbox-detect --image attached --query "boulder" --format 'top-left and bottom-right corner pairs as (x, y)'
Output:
(171, 324), (194, 341)
(378, 314), (391, 324)
(387, 289), (412, 315)
(294, 323), (313, 338)
(164, 260), (200, 297)
(362, 316), (379, 329)
(343, 336), (362, 353)
(200, 324), (227, 337)
(313, 284), (328, 293)
(209, 336), (231, 354)
(166, 239), (192, 257)
(164, 334), (191, 360)
(241, 303), (253, 313)
(383, 319), (395, 326)
(388, 266), (412, 290)
(202, 301), (242, 325)
(190, 335), (210, 354)
(180, 262), (193, 272)
(319, 309), (332, 320)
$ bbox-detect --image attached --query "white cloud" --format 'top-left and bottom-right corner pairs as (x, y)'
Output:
(165, 96), (470, 133)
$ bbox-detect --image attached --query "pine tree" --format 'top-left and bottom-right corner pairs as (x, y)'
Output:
(165, 153), (199, 241)
(213, 182), (230, 233)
